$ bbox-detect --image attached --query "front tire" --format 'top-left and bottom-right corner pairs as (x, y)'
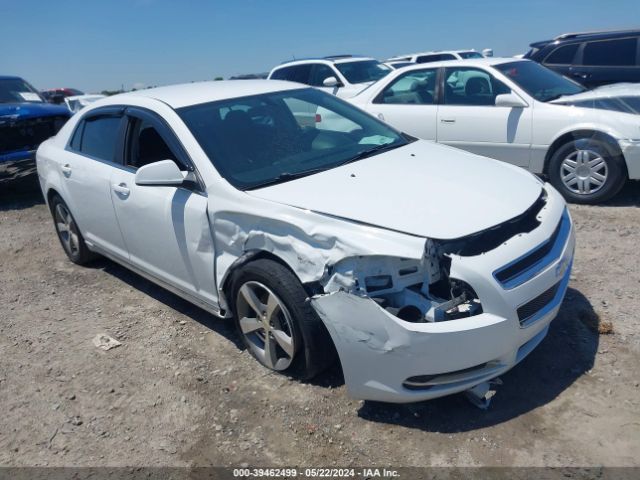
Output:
(230, 258), (336, 380)
(548, 138), (626, 204)
(50, 194), (95, 265)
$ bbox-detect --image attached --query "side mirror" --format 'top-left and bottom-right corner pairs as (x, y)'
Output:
(135, 160), (184, 186)
(322, 76), (341, 88)
(495, 93), (528, 108)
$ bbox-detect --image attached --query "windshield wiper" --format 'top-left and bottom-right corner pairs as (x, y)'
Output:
(246, 142), (404, 190)
(337, 142), (404, 167)
(246, 166), (332, 190)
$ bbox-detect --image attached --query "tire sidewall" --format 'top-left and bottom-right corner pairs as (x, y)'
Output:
(548, 138), (625, 204)
(50, 195), (90, 264)
(230, 260), (313, 378)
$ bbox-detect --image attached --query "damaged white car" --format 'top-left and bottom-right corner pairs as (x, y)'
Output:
(36, 81), (575, 404)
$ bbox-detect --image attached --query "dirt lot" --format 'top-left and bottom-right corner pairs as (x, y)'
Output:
(1, 170), (639, 468)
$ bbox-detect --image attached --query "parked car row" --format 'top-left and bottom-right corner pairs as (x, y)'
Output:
(12, 29), (639, 405)
(265, 31), (640, 204)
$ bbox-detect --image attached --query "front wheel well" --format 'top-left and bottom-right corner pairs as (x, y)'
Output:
(221, 250), (314, 315)
(544, 130), (625, 175)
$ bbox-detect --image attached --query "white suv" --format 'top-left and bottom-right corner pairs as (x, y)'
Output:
(268, 55), (391, 98)
(387, 50), (485, 64)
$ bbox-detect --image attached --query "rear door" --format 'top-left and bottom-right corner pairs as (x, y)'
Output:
(436, 66), (532, 167)
(109, 107), (217, 304)
(570, 36), (640, 87)
(60, 108), (129, 260)
(366, 68), (439, 140)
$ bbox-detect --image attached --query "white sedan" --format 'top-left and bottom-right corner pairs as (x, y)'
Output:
(349, 58), (640, 203)
(37, 81), (574, 403)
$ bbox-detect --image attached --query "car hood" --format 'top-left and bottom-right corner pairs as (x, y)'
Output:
(550, 83), (640, 114)
(0, 102), (70, 122)
(247, 140), (543, 239)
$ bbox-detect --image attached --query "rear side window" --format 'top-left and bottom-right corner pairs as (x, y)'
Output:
(270, 65), (312, 84)
(582, 37), (638, 66)
(544, 43), (579, 65)
(416, 55), (440, 63)
(75, 116), (122, 161)
(270, 67), (293, 80)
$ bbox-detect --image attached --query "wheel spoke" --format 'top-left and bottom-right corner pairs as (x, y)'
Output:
(239, 316), (264, 334)
(564, 158), (577, 168)
(563, 173), (578, 186)
(271, 329), (294, 357)
(589, 174), (604, 186)
(263, 335), (278, 369)
(69, 232), (79, 251)
(578, 178), (588, 193)
(239, 284), (264, 316)
(264, 293), (280, 322)
(56, 222), (69, 234)
(563, 164), (576, 173)
(589, 158), (605, 170)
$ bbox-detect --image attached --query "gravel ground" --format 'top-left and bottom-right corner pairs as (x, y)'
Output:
(1, 170), (639, 468)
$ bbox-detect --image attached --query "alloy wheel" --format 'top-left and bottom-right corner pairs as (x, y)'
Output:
(236, 281), (296, 371)
(54, 203), (80, 256)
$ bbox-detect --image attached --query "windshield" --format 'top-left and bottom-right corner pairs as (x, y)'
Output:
(458, 51), (484, 59)
(178, 88), (408, 190)
(334, 60), (391, 84)
(0, 78), (43, 103)
(494, 61), (586, 102)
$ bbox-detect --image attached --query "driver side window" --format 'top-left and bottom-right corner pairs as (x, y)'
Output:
(125, 118), (183, 170)
(443, 67), (510, 106)
(309, 64), (337, 87)
(375, 69), (437, 105)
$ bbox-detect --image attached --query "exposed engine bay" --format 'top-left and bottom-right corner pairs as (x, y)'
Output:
(319, 189), (548, 324)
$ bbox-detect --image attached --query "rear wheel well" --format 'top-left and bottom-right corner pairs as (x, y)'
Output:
(46, 188), (61, 211)
(544, 130), (625, 175)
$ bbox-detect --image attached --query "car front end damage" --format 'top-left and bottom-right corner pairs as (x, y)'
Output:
(0, 105), (70, 164)
(310, 185), (574, 403)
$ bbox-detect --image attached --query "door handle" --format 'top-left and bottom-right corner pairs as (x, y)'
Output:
(377, 113), (385, 121)
(440, 118), (456, 123)
(112, 183), (130, 197)
(61, 164), (72, 177)
(570, 72), (589, 79)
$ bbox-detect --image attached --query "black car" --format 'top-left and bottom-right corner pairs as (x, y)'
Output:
(524, 29), (640, 88)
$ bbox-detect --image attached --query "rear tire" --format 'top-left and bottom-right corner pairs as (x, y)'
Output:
(230, 258), (336, 380)
(548, 138), (626, 204)
(50, 194), (95, 265)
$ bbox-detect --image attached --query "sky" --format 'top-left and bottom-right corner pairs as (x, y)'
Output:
(1, 0), (637, 93)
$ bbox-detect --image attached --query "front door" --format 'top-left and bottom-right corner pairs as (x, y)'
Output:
(436, 66), (532, 167)
(109, 107), (217, 305)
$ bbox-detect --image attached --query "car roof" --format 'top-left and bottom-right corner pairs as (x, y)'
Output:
(386, 57), (521, 70)
(387, 50), (477, 60)
(106, 80), (306, 109)
(0, 75), (24, 80)
(530, 28), (640, 48)
(275, 56), (376, 68)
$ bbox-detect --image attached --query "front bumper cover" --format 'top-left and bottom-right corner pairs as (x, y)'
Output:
(311, 185), (575, 403)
